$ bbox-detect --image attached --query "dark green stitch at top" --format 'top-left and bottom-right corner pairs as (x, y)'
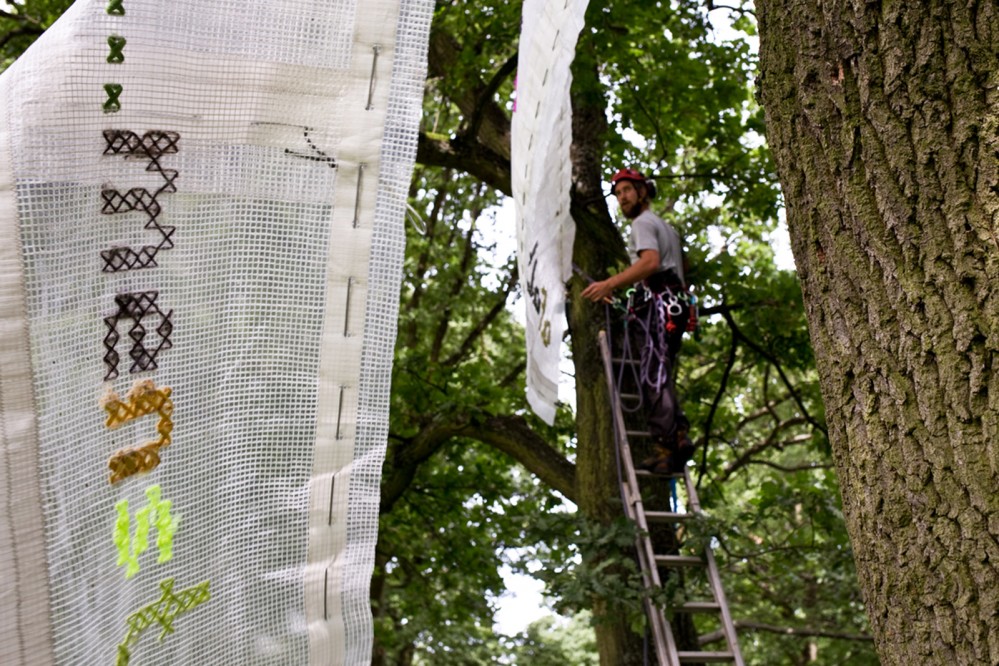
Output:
(104, 84), (122, 113)
(108, 36), (126, 64)
(107, 0), (125, 15)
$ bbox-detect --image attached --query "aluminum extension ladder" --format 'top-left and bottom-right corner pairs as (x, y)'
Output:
(598, 330), (745, 665)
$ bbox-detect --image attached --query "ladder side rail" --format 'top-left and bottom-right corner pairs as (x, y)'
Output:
(599, 331), (666, 589)
(599, 330), (680, 666)
(681, 470), (745, 666)
(702, 548), (745, 666)
(642, 595), (673, 666)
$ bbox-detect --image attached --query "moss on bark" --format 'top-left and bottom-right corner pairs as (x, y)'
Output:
(757, 1), (999, 663)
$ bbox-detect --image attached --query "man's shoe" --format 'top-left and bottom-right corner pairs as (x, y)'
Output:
(667, 429), (695, 474)
(638, 445), (672, 475)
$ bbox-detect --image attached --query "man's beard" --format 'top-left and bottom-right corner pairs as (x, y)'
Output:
(622, 199), (644, 219)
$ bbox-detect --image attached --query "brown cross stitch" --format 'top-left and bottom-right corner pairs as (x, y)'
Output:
(102, 380), (173, 484)
(103, 291), (173, 381)
(101, 130), (179, 272)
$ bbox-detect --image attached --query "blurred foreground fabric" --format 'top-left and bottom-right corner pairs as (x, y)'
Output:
(0, 1), (431, 663)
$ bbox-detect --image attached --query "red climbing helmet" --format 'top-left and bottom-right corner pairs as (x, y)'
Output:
(610, 167), (656, 199)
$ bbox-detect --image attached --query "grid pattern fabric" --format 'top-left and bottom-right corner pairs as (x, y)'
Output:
(512, 0), (589, 425)
(0, 1), (431, 665)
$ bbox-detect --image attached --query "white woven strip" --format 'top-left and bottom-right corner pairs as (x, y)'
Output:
(305, 1), (431, 662)
(513, 0), (590, 425)
(0, 71), (56, 666)
(341, 0), (432, 660)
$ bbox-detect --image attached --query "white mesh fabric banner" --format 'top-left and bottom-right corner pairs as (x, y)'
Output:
(0, 1), (431, 664)
(512, 0), (588, 425)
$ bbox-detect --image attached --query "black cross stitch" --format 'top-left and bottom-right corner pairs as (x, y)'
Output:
(101, 131), (179, 272)
(104, 291), (174, 381)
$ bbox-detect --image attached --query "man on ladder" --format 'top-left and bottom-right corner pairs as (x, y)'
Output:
(581, 167), (696, 474)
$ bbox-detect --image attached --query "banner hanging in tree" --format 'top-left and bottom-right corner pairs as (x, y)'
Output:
(0, 1), (431, 664)
(512, 0), (589, 425)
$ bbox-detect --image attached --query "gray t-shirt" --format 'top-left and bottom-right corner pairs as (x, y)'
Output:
(628, 209), (684, 285)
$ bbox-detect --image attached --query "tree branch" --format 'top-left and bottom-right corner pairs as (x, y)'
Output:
(0, 25), (43, 51)
(741, 458), (833, 474)
(721, 420), (812, 481)
(417, 132), (512, 196)
(697, 321), (738, 484)
(442, 266), (518, 367)
(467, 52), (517, 141)
(382, 412), (576, 513)
(381, 414), (471, 513)
(698, 620), (872, 646)
(722, 309), (828, 437)
(459, 415), (576, 503)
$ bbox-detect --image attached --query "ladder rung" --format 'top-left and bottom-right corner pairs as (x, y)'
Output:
(635, 469), (685, 479)
(646, 511), (692, 523)
(654, 554), (703, 567)
(678, 601), (721, 613)
(620, 392), (640, 400)
(678, 651), (735, 663)
(612, 357), (639, 365)
(625, 429), (651, 438)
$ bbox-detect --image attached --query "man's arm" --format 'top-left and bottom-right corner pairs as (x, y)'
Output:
(580, 249), (660, 303)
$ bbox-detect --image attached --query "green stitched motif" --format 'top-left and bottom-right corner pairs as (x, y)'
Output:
(112, 485), (179, 578)
(106, 0), (125, 15)
(114, 500), (131, 568)
(107, 36), (126, 64)
(115, 578), (211, 666)
(103, 84), (122, 113)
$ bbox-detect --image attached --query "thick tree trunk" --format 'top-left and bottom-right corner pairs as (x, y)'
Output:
(568, 31), (699, 663)
(756, 1), (999, 664)
(568, 35), (646, 666)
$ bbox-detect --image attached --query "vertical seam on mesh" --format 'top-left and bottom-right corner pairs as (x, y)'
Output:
(0, 73), (56, 666)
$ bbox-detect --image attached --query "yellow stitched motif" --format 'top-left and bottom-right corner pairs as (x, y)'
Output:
(115, 578), (210, 666)
(112, 486), (179, 578)
(103, 380), (173, 484)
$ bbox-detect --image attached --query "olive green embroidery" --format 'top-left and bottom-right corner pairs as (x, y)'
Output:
(116, 578), (210, 666)
(104, 83), (123, 113)
(107, 36), (126, 64)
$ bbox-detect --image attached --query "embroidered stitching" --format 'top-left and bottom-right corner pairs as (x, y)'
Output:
(104, 84), (123, 113)
(284, 127), (337, 167)
(112, 485), (178, 577)
(101, 130), (179, 272)
(106, 0), (125, 15)
(103, 380), (174, 483)
(103, 292), (174, 381)
(115, 578), (210, 666)
(107, 36), (126, 64)
(108, 445), (161, 485)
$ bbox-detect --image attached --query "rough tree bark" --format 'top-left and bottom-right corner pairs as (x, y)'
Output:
(756, 1), (999, 664)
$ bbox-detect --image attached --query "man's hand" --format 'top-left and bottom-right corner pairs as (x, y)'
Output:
(579, 249), (660, 304)
(581, 280), (615, 303)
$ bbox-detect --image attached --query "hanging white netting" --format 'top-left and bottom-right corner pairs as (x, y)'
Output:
(0, 1), (431, 664)
(512, 0), (589, 425)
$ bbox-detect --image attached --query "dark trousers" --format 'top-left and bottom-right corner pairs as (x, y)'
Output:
(631, 276), (689, 448)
